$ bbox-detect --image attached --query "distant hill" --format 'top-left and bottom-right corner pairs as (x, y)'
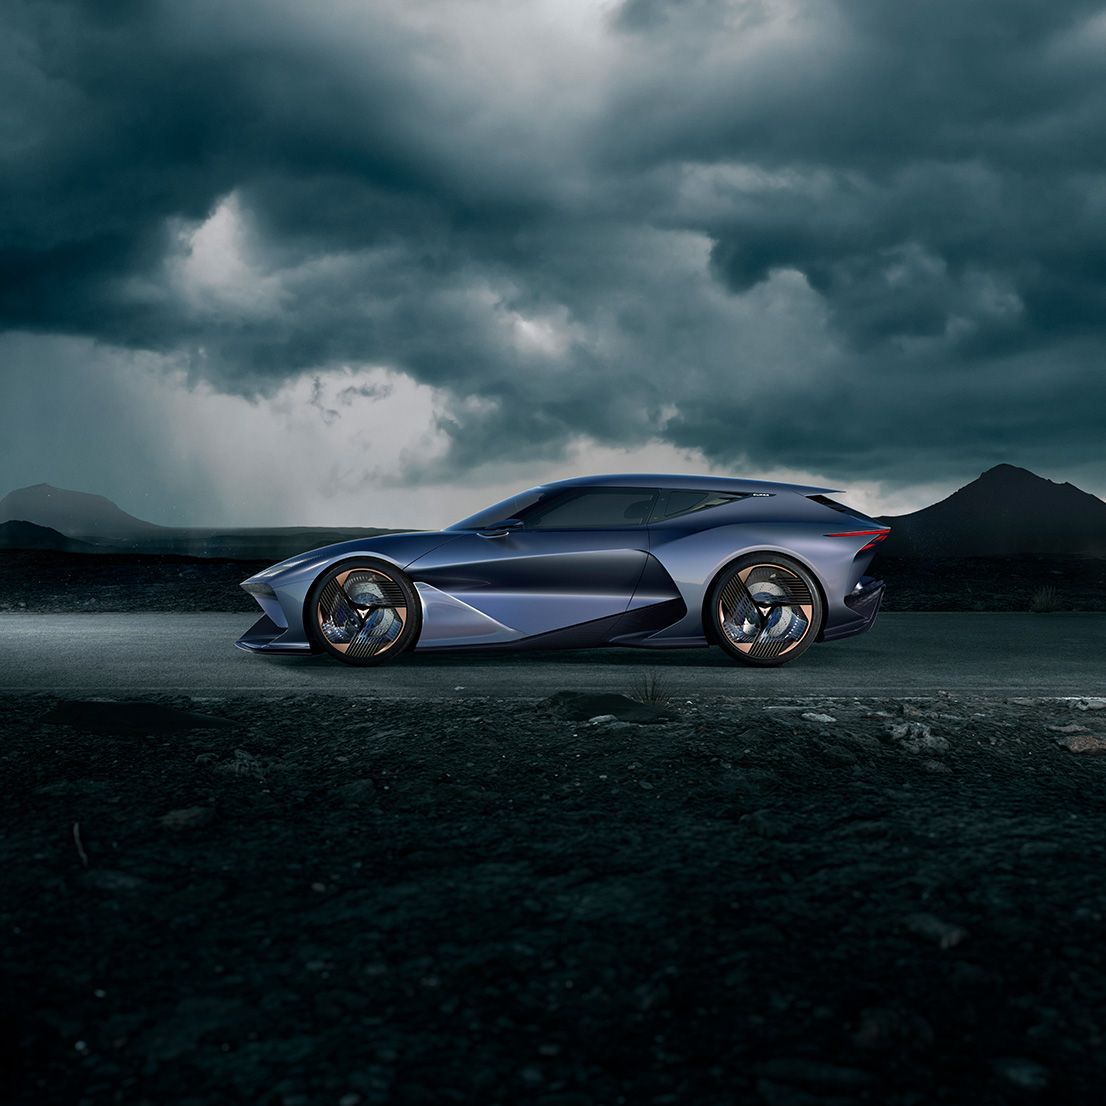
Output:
(0, 482), (402, 560)
(0, 520), (99, 553)
(880, 464), (1106, 557)
(0, 483), (163, 539)
(135, 526), (402, 560)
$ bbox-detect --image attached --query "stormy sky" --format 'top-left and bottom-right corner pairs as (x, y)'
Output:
(2, 0), (1106, 527)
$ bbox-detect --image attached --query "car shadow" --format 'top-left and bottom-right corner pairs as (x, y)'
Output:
(254, 646), (786, 670)
(395, 647), (739, 669)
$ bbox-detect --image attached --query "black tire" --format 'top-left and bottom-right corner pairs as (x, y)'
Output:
(305, 559), (421, 666)
(707, 554), (823, 668)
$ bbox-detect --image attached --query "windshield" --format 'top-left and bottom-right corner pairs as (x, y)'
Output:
(447, 487), (551, 530)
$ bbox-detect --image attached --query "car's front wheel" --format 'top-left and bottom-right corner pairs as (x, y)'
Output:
(707, 555), (822, 667)
(306, 559), (421, 666)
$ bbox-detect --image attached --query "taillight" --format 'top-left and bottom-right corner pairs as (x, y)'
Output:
(826, 528), (890, 553)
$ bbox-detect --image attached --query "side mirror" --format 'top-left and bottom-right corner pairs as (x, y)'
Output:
(477, 518), (524, 538)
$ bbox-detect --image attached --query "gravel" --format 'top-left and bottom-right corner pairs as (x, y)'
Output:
(3, 692), (1106, 1103)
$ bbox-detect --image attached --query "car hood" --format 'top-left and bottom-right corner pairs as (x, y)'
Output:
(243, 530), (460, 586)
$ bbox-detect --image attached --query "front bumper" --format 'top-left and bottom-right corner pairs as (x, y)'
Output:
(820, 575), (885, 642)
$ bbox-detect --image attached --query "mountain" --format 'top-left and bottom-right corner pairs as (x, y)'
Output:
(0, 520), (99, 553)
(0, 482), (400, 559)
(0, 483), (163, 540)
(879, 464), (1106, 557)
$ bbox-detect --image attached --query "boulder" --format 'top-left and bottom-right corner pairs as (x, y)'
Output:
(542, 691), (673, 724)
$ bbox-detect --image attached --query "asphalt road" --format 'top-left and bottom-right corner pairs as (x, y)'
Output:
(1, 612), (1104, 697)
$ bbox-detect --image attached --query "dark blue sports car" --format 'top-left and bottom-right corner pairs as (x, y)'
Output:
(236, 473), (888, 667)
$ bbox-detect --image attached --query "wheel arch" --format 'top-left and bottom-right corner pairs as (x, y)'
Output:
(700, 548), (829, 644)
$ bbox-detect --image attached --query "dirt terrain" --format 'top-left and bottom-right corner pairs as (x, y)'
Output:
(4, 689), (1106, 1104)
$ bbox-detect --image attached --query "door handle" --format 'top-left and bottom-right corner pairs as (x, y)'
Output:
(477, 518), (523, 539)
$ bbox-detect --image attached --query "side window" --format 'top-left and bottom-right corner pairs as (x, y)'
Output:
(650, 490), (751, 522)
(523, 488), (657, 529)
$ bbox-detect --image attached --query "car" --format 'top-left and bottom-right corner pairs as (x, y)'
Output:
(236, 473), (889, 668)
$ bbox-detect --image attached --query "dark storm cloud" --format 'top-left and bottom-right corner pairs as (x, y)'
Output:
(610, 0), (1106, 349)
(3, 0), (1106, 487)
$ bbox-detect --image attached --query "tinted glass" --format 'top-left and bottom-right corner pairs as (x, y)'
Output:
(448, 488), (550, 530)
(524, 488), (656, 529)
(650, 489), (749, 522)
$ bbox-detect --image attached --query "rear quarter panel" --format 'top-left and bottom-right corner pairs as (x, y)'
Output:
(646, 494), (872, 642)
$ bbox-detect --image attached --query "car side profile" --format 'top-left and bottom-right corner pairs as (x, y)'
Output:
(236, 473), (889, 668)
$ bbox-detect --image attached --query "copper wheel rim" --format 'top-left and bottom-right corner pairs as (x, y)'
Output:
(717, 563), (814, 661)
(315, 567), (408, 661)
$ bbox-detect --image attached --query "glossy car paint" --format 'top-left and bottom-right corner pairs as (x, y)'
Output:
(236, 473), (887, 657)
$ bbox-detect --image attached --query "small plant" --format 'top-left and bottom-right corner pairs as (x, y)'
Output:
(1029, 585), (1063, 613)
(630, 668), (673, 708)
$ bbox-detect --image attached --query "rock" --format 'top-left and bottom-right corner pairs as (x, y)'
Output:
(138, 996), (247, 1062)
(164, 879), (227, 909)
(837, 818), (890, 839)
(886, 721), (949, 754)
(1072, 698), (1106, 711)
(922, 758), (952, 773)
(904, 912), (968, 949)
(542, 691), (673, 724)
(1019, 841), (1060, 858)
(213, 749), (266, 777)
(740, 810), (790, 839)
(535, 1094), (592, 1106)
(754, 1081), (831, 1106)
(947, 961), (991, 989)
(815, 741), (857, 765)
(80, 870), (146, 893)
(159, 806), (214, 830)
(1054, 732), (1106, 754)
(839, 731), (884, 752)
(753, 1058), (875, 1090)
(43, 699), (233, 734)
(801, 712), (837, 724)
(851, 1005), (933, 1051)
(36, 779), (110, 797)
(337, 779), (377, 803)
(992, 1057), (1049, 1091)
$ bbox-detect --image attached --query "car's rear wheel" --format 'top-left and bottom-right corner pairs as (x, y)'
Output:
(306, 560), (421, 666)
(708, 555), (822, 667)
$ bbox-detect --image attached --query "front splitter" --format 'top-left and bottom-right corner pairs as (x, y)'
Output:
(235, 614), (313, 655)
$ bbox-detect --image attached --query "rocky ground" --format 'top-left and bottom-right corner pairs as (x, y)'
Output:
(871, 555), (1106, 613)
(3, 551), (1106, 613)
(0, 551), (268, 613)
(4, 689), (1106, 1104)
